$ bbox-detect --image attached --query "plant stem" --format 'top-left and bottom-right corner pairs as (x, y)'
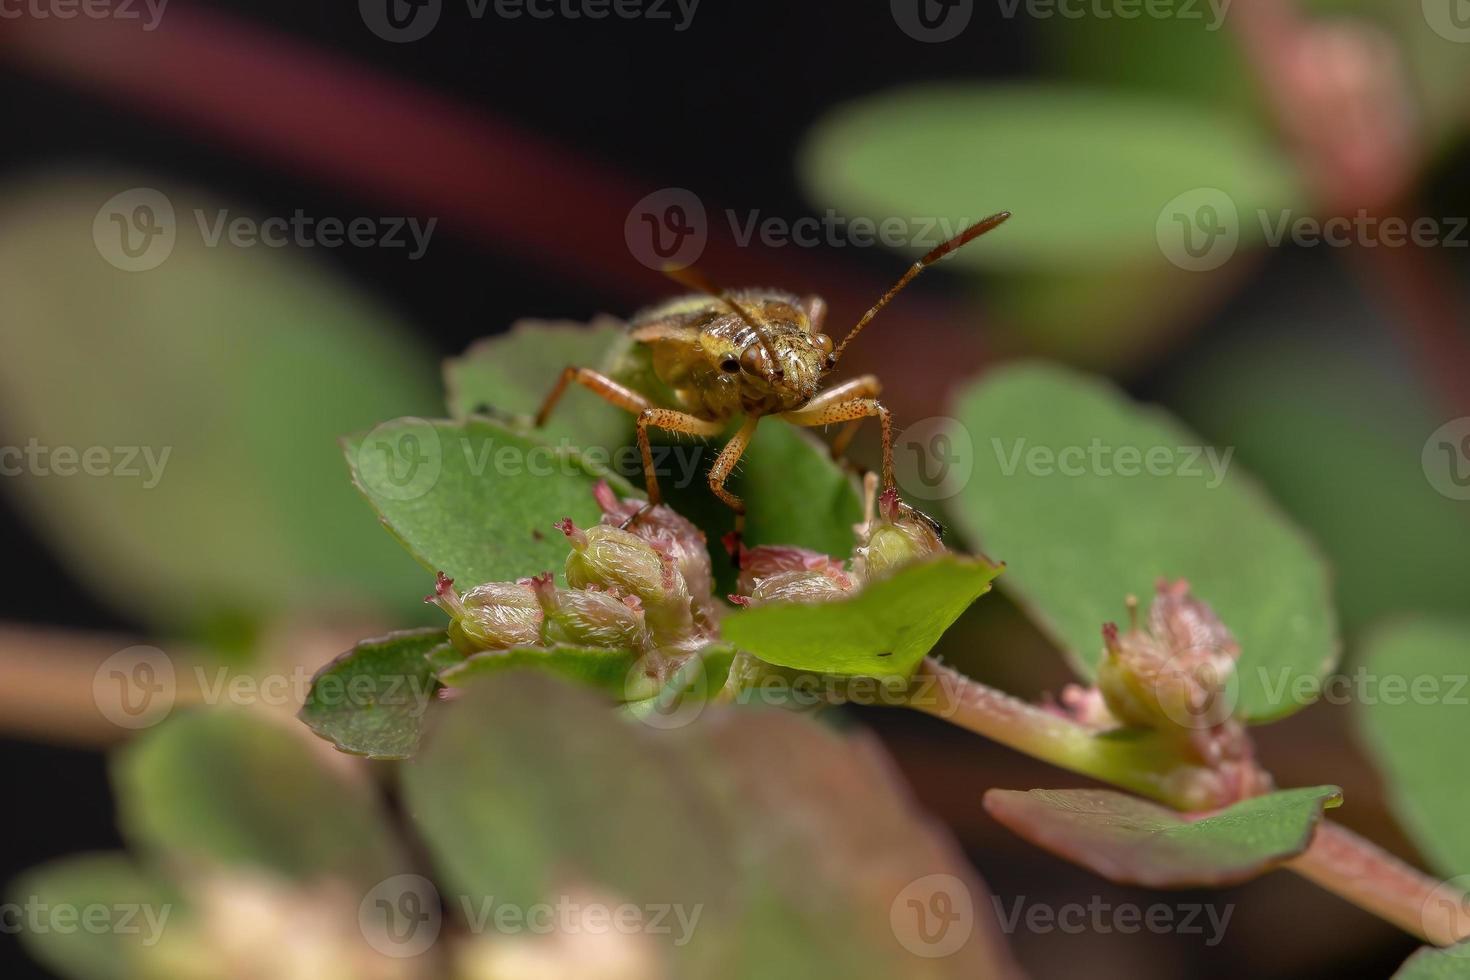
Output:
(1289, 820), (1470, 948)
(902, 658), (1234, 811)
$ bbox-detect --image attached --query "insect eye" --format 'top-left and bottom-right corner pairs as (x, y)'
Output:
(813, 333), (834, 356)
(740, 344), (771, 376)
(719, 357), (740, 373)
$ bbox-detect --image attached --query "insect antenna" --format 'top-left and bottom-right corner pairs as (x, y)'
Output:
(828, 210), (1011, 367)
(663, 265), (785, 379)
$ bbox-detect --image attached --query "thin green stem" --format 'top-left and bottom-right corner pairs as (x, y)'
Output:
(902, 657), (1234, 811)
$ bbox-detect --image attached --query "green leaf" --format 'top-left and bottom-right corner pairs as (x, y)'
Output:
(1164, 316), (1470, 634)
(115, 710), (404, 885)
(298, 627), (444, 760)
(984, 785), (1342, 887)
(9, 854), (180, 980)
(951, 362), (1338, 722)
(800, 85), (1298, 269)
(402, 671), (737, 937)
(1357, 618), (1470, 878)
(343, 416), (625, 587)
(445, 317), (633, 451)
(439, 644), (642, 698)
(0, 179), (440, 632)
(720, 555), (1002, 681)
(1395, 944), (1470, 979)
(404, 669), (1018, 978)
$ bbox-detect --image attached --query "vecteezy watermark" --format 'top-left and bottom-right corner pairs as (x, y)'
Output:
(1421, 875), (1470, 952)
(1423, 0), (1470, 44)
(359, 0), (697, 42)
(892, 0), (1227, 42)
(992, 896), (1234, 945)
(93, 188), (437, 272)
(1157, 188), (1470, 271)
(896, 417), (975, 502)
(993, 0), (1229, 30)
(623, 188), (987, 271)
(0, 0), (168, 30)
(991, 437), (1235, 488)
(354, 417), (712, 502)
(459, 896), (703, 946)
(92, 647), (438, 731)
(1423, 418), (1470, 501)
(0, 439), (170, 488)
(625, 656), (953, 731)
(890, 874), (975, 957)
(891, 0), (973, 42)
(358, 875), (702, 957)
(360, 875), (442, 958)
(1, 898), (172, 946)
(1257, 665), (1470, 710)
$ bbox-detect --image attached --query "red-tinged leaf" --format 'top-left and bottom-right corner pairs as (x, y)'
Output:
(984, 785), (1341, 888)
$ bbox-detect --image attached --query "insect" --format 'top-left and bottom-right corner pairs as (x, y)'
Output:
(536, 210), (1011, 543)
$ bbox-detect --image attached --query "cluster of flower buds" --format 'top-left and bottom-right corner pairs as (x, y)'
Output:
(1049, 579), (1272, 802)
(426, 482), (717, 664)
(732, 483), (946, 607)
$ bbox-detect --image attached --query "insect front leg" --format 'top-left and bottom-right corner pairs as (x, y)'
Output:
(535, 366), (651, 427)
(635, 408), (726, 506)
(781, 394), (894, 490)
(800, 375), (883, 463)
(706, 416), (759, 561)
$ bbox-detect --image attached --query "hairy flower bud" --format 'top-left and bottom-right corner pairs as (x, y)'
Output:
(851, 488), (945, 583)
(426, 572), (542, 654)
(529, 573), (649, 650)
(735, 545), (853, 597)
(1096, 580), (1240, 733)
(592, 481), (714, 604)
(557, 518), (692, 639)
(745, 569), (855, 606)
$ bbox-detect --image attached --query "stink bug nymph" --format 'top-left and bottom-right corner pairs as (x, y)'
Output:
(536, 211), (1011, 544)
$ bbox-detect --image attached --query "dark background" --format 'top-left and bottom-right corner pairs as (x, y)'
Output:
(2, 1), (1465, 976)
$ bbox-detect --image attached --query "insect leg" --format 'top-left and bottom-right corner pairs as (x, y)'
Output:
(707, 415), (759, 559)
(635, 408), (725, 506)
(802, 375), (883, 462)
(781, 396), (894, 490)
(535, 367), (651, 427)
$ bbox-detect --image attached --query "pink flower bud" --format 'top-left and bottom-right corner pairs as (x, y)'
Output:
(593, 481), (715, 608)
(747, 569), (855, 606)
(558, 519), (693, 640)
(530, 572), (649, 650)
(735, 545), (852, 596)
(426, 572), (542, 654)
(851, 488), (945, 583)
(1096, 580), (1239, 733)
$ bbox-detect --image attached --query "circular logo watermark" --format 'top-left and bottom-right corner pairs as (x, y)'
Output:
(355, 417), (443, 501)
(360, 874), (442, 958)
(624, 187), (707, 271)
(360, 0), (442, 41)
(891, 0), (973, 42)
(895, 416), (974, 501)
(890, 873), (974, 957)
(1423, 0), (1470, 43)
(1420, 875), (1470, 952)
(1156, 187), (1238, 272)
(625, 654), (708, 730)
(93, 646), (176, 730)
(1152, 647), (1240, 731)
(93, 188), (176, 272)
(1422, 418), (1470, 501)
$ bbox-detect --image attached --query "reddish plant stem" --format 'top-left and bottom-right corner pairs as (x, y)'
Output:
(911, 657), (1470, 947)
(1289, 820), (1470, 947)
